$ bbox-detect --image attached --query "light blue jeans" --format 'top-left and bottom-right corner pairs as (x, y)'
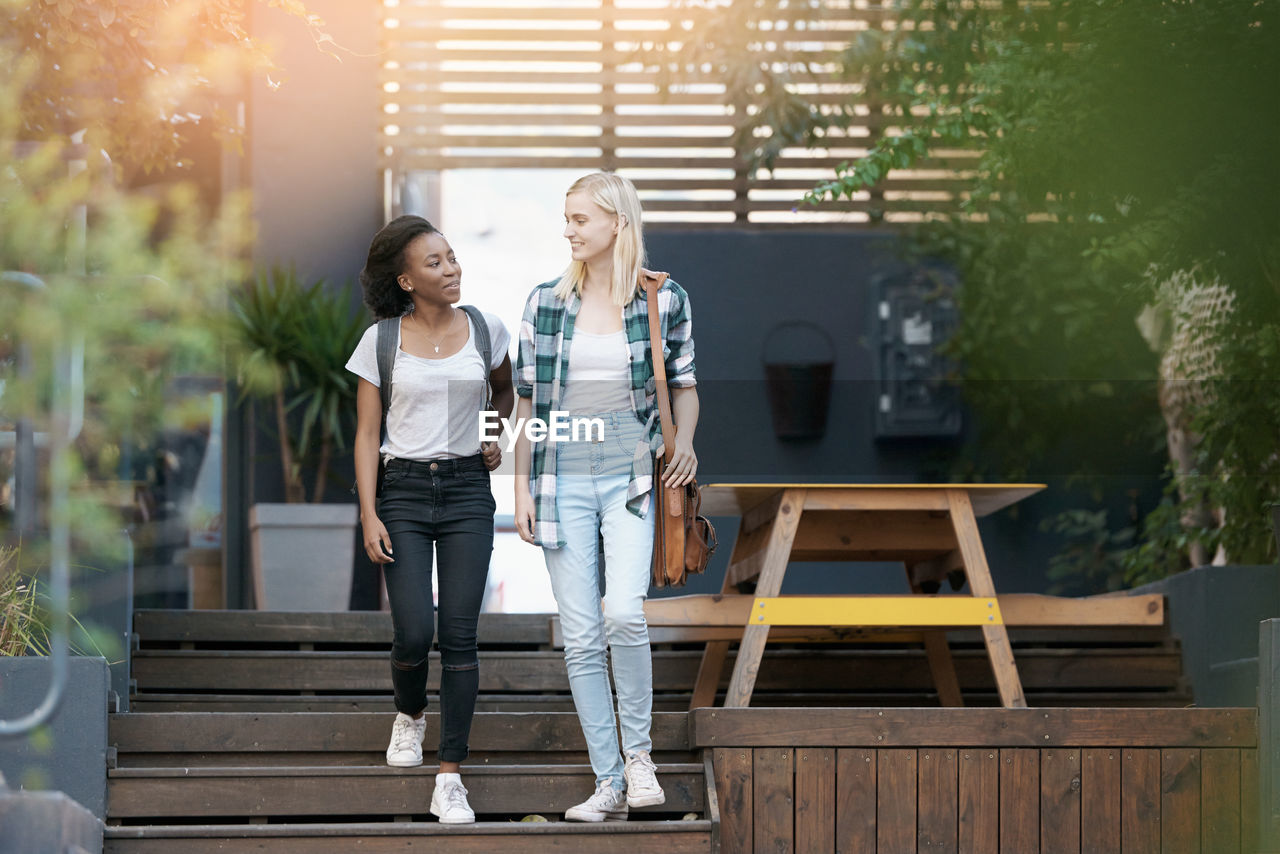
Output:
(543, 410), (655, 790)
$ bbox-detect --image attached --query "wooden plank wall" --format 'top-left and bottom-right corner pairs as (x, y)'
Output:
(693, 708), (1259, 853)
(381, 0), (976, 225)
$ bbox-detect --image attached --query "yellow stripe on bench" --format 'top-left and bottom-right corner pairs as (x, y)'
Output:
(751, 596), (1003, 627)
(642, 593), (1163, 629)
(546, 593), (1165, 647)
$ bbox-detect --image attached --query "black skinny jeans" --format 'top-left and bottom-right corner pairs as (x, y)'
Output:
(377, 453), (495, 763)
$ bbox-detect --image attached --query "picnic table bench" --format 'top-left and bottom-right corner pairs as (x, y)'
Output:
(649, 483), (1163, 710)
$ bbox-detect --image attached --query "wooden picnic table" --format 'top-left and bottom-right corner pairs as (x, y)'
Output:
(682, 483), (1045, 709)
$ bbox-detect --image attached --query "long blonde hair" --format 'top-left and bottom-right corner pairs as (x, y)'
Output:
(554, 172), (646, 306)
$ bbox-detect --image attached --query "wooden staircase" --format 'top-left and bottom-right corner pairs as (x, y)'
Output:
(104, 606), (1189, 851)
(122, 610), (1190, 713)
(104, 611), (718, 853)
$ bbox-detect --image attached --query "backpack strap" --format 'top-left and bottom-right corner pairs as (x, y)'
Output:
(459, 304), (493, 409)
(374, 316), (399, 443)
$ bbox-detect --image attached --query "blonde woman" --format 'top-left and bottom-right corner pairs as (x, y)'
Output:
(513, 172), (700, 821)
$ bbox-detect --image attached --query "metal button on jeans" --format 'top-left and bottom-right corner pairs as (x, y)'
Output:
(430, 462), (439, 471)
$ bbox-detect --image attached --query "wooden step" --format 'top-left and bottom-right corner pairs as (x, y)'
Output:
(125, 687), (1190, 713)
(135, 609), (1177, 651)
(130, 646), (1187, 693)
(104, 820), (715, 854)
(129, 610), (1189, 711)
(106, 763), (705, 819)
(137, 609), (1178, 650)
(133, 610), (554, 649)
(125, 693), (581, 713)
(109, 711), (693, 764)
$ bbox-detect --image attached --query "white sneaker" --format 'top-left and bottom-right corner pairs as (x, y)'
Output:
(624, 750), (665, 808)
(564, 779), (629, 822)
(385, 712), (426, 767)
(430, 773), (475, 824)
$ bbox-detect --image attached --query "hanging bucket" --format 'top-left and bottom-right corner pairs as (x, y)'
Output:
(762, 320), (836, 440)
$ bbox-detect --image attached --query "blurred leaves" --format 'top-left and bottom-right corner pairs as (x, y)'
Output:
(0, 0), (327, 175)
(0, 33), (250, 555)
(657, 0), (1280, 577)
(1041, 494), (1193, 595)
(0, 125), (251, 445)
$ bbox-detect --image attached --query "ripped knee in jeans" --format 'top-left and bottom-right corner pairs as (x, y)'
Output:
(391, 656), (428, 672)
(441, 659), (479, 672)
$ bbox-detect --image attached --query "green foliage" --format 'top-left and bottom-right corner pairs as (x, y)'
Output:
(230, 267), (366, 503)
(0, 545), (45, 656)
(1, 0), (331, 541)
(1193, 325), (1280, 562)
(794, 0), (1279, 292)
(0, 0), (336, 641)
(0, 29), (252, 559)
(646, 0), (848, 167)
(0, 544), (119, 659)
(658, 0), (1280, 577)
(908, 215), (1164, 484)
(1120, 489), (1216, 585)
(1042, 487), (1191, 595)
(1042, 508), (1136, 596)
(1, 0), (331, 174)
(0, 145), (250, 440)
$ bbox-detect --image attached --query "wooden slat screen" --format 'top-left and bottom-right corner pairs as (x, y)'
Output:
(379, 0), (977, 225)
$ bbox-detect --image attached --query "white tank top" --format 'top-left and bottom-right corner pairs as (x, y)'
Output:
(562, 329), (632, 414)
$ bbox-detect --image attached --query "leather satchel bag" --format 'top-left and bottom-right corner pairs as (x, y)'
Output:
(644, 271), (717, 588)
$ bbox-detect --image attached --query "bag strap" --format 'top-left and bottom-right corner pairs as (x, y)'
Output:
(459, 304), (493, 409)
(644, 270), (676, 465)
(374, 316), (399, 443)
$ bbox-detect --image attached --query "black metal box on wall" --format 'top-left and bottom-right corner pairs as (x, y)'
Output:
(873, 266), (962, 438)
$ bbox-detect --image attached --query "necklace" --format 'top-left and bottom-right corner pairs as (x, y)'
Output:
(417, 308), (458, 353)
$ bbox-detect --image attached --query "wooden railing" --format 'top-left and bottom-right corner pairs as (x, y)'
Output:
(692, 707), (1258, 853)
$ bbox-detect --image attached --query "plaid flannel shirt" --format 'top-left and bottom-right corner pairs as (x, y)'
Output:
(515, 277), (697, 548)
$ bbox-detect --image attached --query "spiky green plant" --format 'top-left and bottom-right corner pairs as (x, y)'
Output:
(0, 545), (46, 656)
(230, 267), (366, 503)
(0, 545), (119, 659)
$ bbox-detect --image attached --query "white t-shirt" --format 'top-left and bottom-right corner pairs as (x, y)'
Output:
(561, 329), (632, 414)
(346, 310), (510, 461)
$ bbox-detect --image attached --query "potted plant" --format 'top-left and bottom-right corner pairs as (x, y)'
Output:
(0, 544), (112, 821)
(231, 267), (366, 610)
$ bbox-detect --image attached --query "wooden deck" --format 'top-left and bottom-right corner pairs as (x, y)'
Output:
(694, 707), (1257, 853)
(102, 609), (1258, 853)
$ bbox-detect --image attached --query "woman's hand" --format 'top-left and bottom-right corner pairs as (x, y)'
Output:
(663, 433), (698, 488)
(514, 487), (537, 544)
(482, 441), (502, 471)
(362, 514), (395, 564)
